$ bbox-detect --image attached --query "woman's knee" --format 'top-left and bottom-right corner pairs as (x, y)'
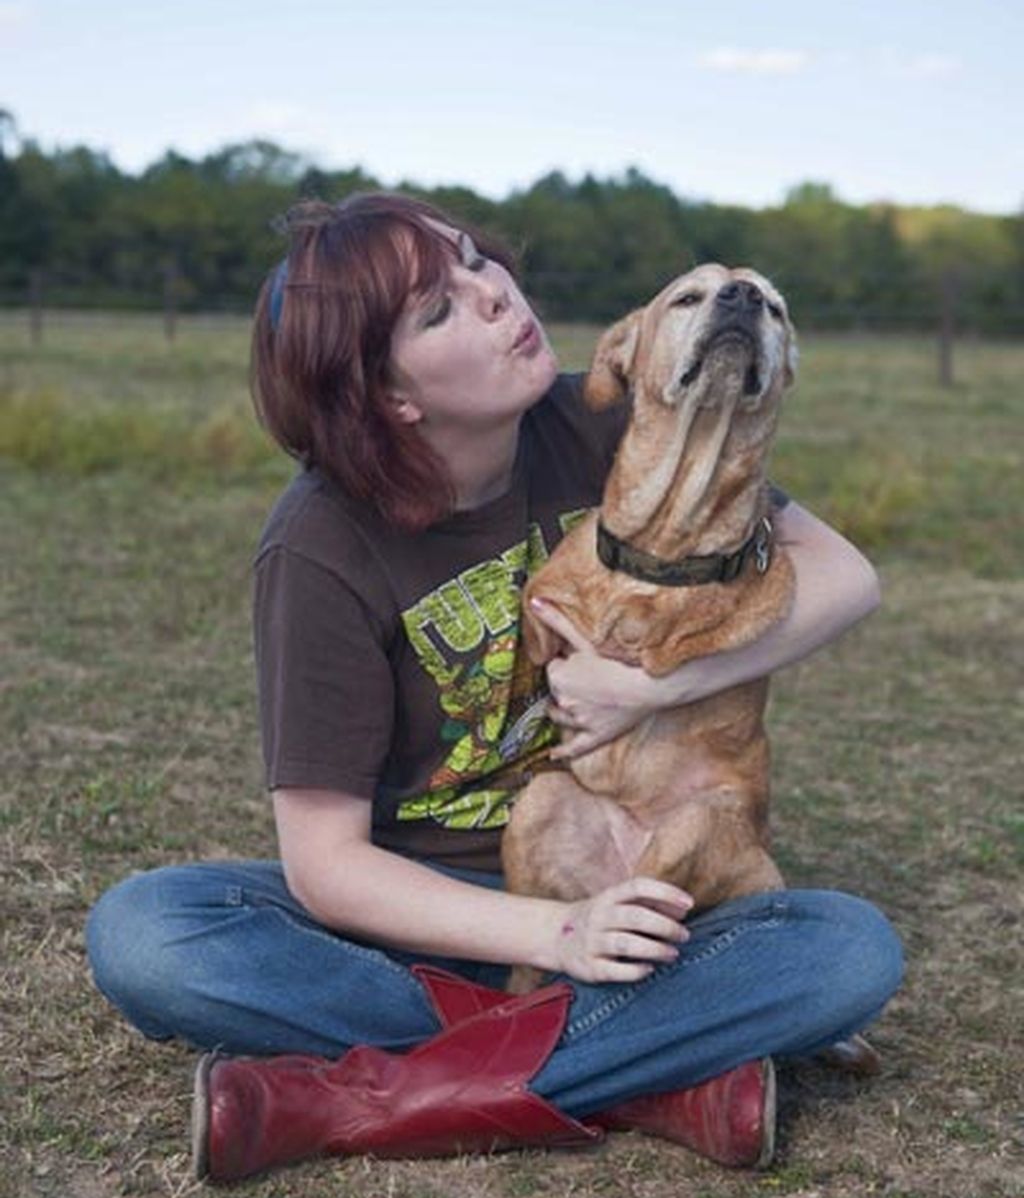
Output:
(797, 889), (904, 1028)
(85, 867), (195, 1040)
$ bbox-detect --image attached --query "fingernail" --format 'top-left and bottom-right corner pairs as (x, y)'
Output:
(530, 597), (546, 609)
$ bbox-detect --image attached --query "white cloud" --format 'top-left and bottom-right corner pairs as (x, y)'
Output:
(698, 47), (810, 76)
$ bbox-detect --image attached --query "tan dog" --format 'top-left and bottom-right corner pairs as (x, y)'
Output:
(502, 263), (798, 994)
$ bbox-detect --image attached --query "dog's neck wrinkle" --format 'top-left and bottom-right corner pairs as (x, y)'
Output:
(647, 473), (767, 560)
(601, 384), (698, 540)
(655, 421), (778, 558)
(603, 395), (772, 560)
(655, 389), (742, 546)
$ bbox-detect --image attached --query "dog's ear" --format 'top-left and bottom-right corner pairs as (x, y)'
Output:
(583, 310), (641, 409)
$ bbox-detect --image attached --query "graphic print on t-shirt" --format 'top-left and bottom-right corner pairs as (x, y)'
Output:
(397, 510), (588, 832)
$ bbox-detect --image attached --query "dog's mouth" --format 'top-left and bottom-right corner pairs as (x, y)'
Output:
(679, 325), (762, 397)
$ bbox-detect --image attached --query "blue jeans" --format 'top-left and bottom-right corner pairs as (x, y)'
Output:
(85, 860), (903, 1118)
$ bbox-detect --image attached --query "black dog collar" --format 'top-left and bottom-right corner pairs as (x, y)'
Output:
(596, 515), (774, 587)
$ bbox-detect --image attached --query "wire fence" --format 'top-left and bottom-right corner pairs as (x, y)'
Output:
(3, 268), (1023, 371)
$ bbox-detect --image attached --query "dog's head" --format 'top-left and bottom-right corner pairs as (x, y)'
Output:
(584, 263), (797, 414)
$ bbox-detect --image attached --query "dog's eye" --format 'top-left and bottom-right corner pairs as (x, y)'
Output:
(672, 292), (702, 308)
(767, 302), (784, 320)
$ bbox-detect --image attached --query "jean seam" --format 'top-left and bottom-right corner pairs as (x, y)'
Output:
(564, 911), (785, 1040)
(264, 904), (419, 979)
(226, 881), (424, 979)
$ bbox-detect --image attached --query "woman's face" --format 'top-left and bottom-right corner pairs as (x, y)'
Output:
(387, 225), (558, 432)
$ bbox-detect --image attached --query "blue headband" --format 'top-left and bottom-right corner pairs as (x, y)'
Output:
(269, 259), (289, 330)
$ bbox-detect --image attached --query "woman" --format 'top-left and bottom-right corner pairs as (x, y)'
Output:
(86, 192), (903, 1183)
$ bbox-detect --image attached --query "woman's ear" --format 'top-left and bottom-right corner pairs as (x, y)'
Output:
(386, 389), (424, 425)
(392, 395), (423, 424)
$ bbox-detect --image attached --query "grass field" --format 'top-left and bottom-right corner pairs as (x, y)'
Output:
(1, 310), (1022, 1198)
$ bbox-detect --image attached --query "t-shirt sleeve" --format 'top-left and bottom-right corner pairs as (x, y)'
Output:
(254, 545), (394, 797)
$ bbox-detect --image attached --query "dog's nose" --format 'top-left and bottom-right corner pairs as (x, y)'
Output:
(716, 281), (763, 313)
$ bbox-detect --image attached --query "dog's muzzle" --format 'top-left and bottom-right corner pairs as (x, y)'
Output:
(681, 315), (763, 398)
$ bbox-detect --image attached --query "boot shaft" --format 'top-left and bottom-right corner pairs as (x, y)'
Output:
(195, 978), (598, 1182)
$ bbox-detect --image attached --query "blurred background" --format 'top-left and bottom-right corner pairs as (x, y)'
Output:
(1, 0), (1022, 334)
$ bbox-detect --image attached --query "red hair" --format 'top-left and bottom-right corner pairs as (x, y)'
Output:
(251, 192), (518, 531)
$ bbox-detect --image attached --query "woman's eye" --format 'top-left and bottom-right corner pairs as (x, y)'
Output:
(423, 296), (452, 328)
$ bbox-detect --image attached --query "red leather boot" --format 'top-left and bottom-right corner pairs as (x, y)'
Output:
(593, 1058), (775, 1168)
(192, 977), (600, 1183)
(414, 965), (775, 1169)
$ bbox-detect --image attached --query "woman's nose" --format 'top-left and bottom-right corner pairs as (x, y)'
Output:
(474, 272), (510, 319)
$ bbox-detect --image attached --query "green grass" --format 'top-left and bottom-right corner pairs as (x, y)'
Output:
(1, 310), (1022, 1197)
(3, 313), (1020, 577)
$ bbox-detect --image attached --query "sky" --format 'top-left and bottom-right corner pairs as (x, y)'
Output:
(2, 0), (1022, 214)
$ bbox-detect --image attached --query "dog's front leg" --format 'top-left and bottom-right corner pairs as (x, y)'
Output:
(502, 771), (648, 992)
(633, 791), (783, 911)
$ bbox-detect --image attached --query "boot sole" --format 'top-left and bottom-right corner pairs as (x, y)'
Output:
(191, 1052), (216, 1180)
(817, 1033), (882, 1076)
(756, 1058), (777, 1169)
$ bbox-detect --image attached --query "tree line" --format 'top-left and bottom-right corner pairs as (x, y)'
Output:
(2, 121), (1023, 333)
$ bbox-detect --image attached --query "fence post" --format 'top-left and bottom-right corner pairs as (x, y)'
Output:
(29, 268), (43, 347)
(937, 269), (957, 388)
(163, 261), (178, 344)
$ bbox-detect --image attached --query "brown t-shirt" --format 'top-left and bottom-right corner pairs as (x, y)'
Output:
(254, 373), (630, 871)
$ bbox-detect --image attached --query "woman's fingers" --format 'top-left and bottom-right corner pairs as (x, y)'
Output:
(592, 880), (692, 962)
(530, 598), (592, 653)
(613, 901), (690, 944)
(546, 701), (581, 729)
(546, 701), (595, 759)
(608, 875), (694, 916)
(590, 959), (658, 984)
(604, 929), (681, 963)
(550, 736), (586, 761)
(557, 877), (695, 983)
(596, 896), (689, 960)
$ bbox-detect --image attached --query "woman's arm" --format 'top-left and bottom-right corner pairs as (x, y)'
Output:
(274, 787), (691, 982)
(536, 501), (881, 760)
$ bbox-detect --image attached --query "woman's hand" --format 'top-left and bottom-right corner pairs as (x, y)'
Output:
(531, 502), (880, 761)
(531, 598), (666, 760)
(547, 877), (693, 984)
(276, 789), (692, 976)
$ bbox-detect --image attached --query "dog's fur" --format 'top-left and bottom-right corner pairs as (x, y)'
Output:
(502, 263), (799, 993)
